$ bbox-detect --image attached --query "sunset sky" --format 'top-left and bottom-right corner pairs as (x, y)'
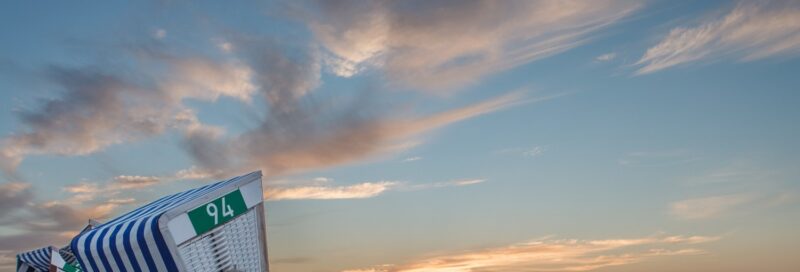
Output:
(1, 0), (799, 271)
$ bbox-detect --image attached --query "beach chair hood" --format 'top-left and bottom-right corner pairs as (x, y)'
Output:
(16, 246), (53, 272)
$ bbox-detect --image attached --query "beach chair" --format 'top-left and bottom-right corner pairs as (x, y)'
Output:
(69, 171), (269, 271)
(16, 246), (80, 272)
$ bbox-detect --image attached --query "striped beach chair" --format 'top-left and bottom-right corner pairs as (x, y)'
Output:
(17, 246), (80, 272)
(69, 171), (269, 271)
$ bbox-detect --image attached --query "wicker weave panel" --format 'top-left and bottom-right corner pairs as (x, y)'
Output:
(178, 209), (264, 271)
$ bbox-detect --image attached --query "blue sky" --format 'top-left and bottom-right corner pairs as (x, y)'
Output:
(1, 1), (799, 271)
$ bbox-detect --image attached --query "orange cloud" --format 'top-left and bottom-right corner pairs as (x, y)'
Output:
(265, 181), (397, 200)
(264, 177), (486, 201)
(344, 235), (719, 272)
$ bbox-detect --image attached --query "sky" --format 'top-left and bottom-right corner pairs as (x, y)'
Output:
(0, 0), (799, 271)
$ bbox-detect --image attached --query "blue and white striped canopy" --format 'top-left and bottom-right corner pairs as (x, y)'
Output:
(70, 171), (258, 272)
(17, 246), (53, 272)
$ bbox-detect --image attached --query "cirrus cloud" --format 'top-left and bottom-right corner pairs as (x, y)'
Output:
(636, 1), (800, 74)
(308, 0), (640, 90)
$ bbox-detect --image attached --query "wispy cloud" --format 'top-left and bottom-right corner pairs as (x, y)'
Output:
(496, 145), (546, 158)
(595, 52), (617, 62)
(636, 1), (800, 74)
(61, 175), (161, 203)
(523, 146), (545, 158)
(682, 161), (774, 184)
(264, 178), (485, 201)
(344, 234), (719, 272)
(402, 156), (422, 162)
(265, 181), (397, 201)
(404, 179), (486, 191)
(308, 0), (640, 90)
(187, 90), (533, 178)
(670, 194), (754, 220)
(618, 149), (700, 167)
(111, 175), (160, 189)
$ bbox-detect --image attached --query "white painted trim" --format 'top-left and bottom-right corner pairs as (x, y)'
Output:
(240, 180), (263, 208)
(167, 213), (196, 245)
(51, 248), (65, 268)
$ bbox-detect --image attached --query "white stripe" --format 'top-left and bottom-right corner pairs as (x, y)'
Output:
(143, 216), (168, 271)
(115, 223), (135, 272)
(51, 249), (65, 268)
(18, 254), (32, 268)
(88, 228), (106, 271)
(127, 218), (148, 271)
(100, 229), (121, 272)
(75, 230), (92, 271)
(32, 249), (47, 269)
(17, 263), (29, 272)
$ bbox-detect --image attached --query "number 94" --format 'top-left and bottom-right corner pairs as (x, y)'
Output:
(206, 197), (235, 225)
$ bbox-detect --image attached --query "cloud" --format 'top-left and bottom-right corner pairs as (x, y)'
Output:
(595, 53), (616, 62)
(264, 178), (485, 201)
(110, 175), (160, 189)
(0, 54), (257, 175)
(636, 1), (800, 74)
(160, 57), (257, 103)
(682, 161), (774, 184)
(25, 201), (118, 232)
(402, 156), (422, 162)
(523, 146), (545, 158)
(618, 150), (700, 167)
(0, 68), (169, 173)
(0, 182), (32, 218)
(0, 232), (74, 271)
(307, 0), (640, 90)
(60, 175), (161, 205)
(172, 165), (218, 180)
(185, 86), (530, 178)
(670, 194), (754, 220)
(154, 28), (167, 39)
(1, 20), (557, 184)
(265, 181), (397, 201)
(405, 179), (486, 191)
(495, 145), (546, 158)
(0, 192), (130, 271)
(344, 234), (719, 272)
(0, 182), (132, 269)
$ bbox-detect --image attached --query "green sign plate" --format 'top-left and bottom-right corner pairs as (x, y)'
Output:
(62, 263), (80, 272)
(187, 189), (248, 235)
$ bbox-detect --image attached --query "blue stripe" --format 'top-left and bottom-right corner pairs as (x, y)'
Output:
(136, 217), (158, 271)
(107, 223), (127, 272)
(70, 233), (86, 272)
(19, 252), (35, 269)
(27, 248), (47, 270)
(152, 214), (178, 271)
(121, 221), (141, 272)
(82, 228), (101, 272)
(30, 250), (45, 271)
(95, 226), (114, 271)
